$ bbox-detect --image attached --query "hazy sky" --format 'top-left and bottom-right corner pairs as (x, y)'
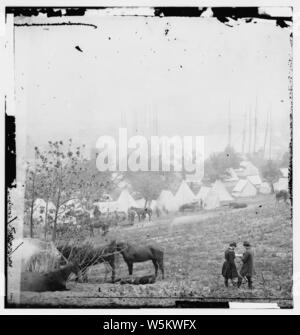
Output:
(14, 10), (291, 160)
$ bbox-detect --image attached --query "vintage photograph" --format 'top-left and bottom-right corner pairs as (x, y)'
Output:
(5, 6), (292, 308)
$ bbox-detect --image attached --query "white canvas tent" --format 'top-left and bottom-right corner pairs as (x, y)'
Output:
(94, 201), (119, 213)
(259, 182), (272, 194)
(203, 188), (220, 209)
(157, 190), (177, 212)
(196, 186), (211, 201)
(61, 198), (84, 213)
(280, 168), (288, 178)
(211, 180), (233, 202)
(117, 189), (138, 212)
(273, 178), (288, 192)
(174, 180), (196, 207)
(149, 199), (158, 211)
(232, 179), (257, 197)
(135, 198), (147, 208)
(236, 161), (259, 177)
(247, 175), (262, 188)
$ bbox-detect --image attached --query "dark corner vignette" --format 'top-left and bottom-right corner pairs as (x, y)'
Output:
(5, 6), (293, 23)
(5, 94), (17, 307)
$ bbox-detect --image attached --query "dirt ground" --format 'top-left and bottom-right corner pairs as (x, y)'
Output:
(18, 194), (293, 308)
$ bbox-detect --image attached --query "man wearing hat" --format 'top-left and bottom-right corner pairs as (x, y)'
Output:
(222, 242), (242, 287)
(237, 241), (254, 289)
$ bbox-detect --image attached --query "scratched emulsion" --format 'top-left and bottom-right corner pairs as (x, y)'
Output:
(7, 7), (292, 26)
(6, 113), (16, 268)
(288, 30), (293, 211)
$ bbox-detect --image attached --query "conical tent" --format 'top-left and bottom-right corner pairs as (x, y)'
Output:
(117, 189), (138, 212)
(196, 186), (211, 201)
(157, 190), (178, 212)
(174, 180), (196, 207)
(247, 175), (262, 187)
(280, 168), (288, 178)
(149, 200), (158, 210)
(273, 177), (288, 192)
(211, 180), (233, 202)
(136, 198), (147, 208)
(232, 179), (257, 197)
(259, 182), (272, 194)
(239, 161), (259, 176)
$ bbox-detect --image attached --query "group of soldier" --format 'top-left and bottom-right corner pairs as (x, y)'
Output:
(222, 241), (254, 289)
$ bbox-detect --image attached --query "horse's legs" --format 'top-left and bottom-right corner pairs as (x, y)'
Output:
(152, 260), (158, 277)
(83, 271), (89, 283)
(127, 262), (133, 276)
(110, 260), (115, 282)
(89, 225), (94, 237)
(158, 259), (164, 279)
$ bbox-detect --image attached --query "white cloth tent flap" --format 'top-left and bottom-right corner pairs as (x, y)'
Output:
(174, 180), (196, 207)
(211, 180), (233, 202)
(232, 179), (257, 197)
(157, 190), (177, 212)
(117, 189), (138, 212)
(247, 175), (262, 186)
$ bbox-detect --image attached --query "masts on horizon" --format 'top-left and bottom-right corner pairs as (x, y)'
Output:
(242, 110), (247, 154)
(248, 106), (252, 154)
(228, 101), (231, 148)
(253, 95), (258, 154)
(263, 106), (270, 159)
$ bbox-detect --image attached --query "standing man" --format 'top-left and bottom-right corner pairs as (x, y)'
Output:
(238, 241), (254, 289)
(222, 242), (242, 287)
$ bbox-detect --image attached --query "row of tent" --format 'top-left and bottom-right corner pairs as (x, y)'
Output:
(113, 180), (234, 212)
(152, 173), (289, 212)
(31, 167), (289, 222)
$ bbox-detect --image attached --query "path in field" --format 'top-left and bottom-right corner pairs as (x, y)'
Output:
(20, 196), (292, 307)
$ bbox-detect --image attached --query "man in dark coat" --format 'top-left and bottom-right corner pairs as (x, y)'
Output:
(237, 241), (254, 289)
(222, 242), (242, 287)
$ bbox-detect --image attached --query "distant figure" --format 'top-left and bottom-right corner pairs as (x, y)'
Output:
(155, 207), (161, 218)
(238, 241), (254, 289)
(275, 190), (289, 204)
(93, 205), (101, 219)
(127, 208), (136, 225)
(221, 242), (242, 287)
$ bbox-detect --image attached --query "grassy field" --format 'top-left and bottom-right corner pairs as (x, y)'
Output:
(19, 194), (293, 307)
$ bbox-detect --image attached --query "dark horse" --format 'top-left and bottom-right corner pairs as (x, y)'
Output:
(114, 241), (164, 279)
(57, 241), (116, 282)
(129, 207), (152, 222)
(21, 262), (80, 292)
(275, 190), (289, 203)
